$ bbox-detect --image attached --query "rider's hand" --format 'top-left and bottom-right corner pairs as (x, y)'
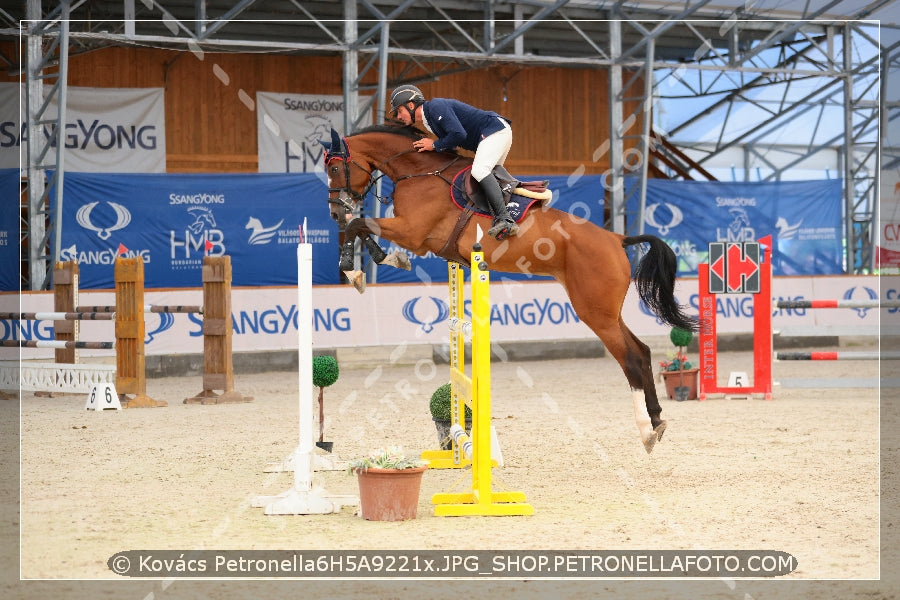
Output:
(413, 138), (435, 152)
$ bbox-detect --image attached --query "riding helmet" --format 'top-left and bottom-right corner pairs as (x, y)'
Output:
(390, 84), (425, 115)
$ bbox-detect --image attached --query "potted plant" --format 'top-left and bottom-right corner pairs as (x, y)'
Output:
(429, 382), (472, 450)
(312, 355), (340, 452)
(347, 446), (429, 521)
(659, 327), (699, 401)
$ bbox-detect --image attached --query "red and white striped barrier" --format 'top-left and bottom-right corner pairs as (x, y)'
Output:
(776, 351), (891, 361)
(776, 299), (898, 310)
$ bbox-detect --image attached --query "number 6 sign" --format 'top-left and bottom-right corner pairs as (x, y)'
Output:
(85, 383), (122, 411)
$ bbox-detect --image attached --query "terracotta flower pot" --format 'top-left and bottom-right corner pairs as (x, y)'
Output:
(661, 368), (699, 400)
(354, 466), (428, 521)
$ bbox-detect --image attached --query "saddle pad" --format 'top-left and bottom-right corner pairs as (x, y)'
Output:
(450, 167), (543, 223)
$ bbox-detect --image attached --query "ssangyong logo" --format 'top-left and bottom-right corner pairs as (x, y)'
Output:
(75, 201), (131, 240)
(145, 312), (175, 343)
(843, 286), (878, 318)
(644, 202), (683, 235)
(402, 296), (449, 333)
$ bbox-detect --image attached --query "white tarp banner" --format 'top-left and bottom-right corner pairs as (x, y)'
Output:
(0, 82), (24, 170)
(4, 275), (885, 360)
(256, 92), (371, 173)
(0, 83), (165, 172)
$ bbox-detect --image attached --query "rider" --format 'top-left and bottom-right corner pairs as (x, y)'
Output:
(389, 84), (519, 241)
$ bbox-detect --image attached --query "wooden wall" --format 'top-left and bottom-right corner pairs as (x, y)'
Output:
(13, 45), (644, 175)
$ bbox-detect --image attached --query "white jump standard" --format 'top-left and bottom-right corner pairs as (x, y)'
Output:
(252, 234), (357, 515)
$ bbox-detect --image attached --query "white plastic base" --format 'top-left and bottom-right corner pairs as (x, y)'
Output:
(264, 450), (347, 473)
(252, 486), (358, 515)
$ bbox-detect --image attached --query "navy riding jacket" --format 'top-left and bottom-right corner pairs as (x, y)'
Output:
(421, 98), (511, 153)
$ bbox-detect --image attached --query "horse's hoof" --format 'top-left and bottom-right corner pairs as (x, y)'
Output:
(654, 420), (667, 442)
(343, 270), (365, 293)
(381, 251), (411, 271)
(642, 433), (657, 454)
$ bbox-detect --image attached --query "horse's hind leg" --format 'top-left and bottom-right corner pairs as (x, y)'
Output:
(605, 319), (663, 453)
(621, 320), (667, 444)
(570, 307), (663, 453)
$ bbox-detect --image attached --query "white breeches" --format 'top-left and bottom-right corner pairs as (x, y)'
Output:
(471, 119), (512, 182)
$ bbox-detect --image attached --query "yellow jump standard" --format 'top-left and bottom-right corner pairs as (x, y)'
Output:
(426, 244), (533, 517)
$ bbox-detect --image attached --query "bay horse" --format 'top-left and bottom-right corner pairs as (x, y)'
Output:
(323, 123), (697, 453)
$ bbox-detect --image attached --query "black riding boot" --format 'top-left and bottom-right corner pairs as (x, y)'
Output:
(480, 175), (519, 241)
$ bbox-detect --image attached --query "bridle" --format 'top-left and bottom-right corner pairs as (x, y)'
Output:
(325, 139), (408, 213)
(326, 135), (464, 214)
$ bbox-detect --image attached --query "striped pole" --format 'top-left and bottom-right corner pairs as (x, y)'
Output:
(1, 339), (115, 349)
(776, 351), (893, 361)
(776, 299), (899, 309)
(75, 304), (202, 314)
(0, 312), (115, 321)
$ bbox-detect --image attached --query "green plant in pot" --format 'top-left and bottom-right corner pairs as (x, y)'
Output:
(312, 355), (339, 452)
(659, 327), (697, 401)
(430, 382), (472, 451)
(346, 447), (429, 521)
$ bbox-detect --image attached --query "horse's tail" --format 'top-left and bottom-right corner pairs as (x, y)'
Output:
(622, 234), (698, 332)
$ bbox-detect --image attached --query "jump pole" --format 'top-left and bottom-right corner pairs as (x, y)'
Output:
(429, 238), (533, 517)
(253, 226), (357, 515)
(50, 256), (248, 405)
(776, 299), (900, 309)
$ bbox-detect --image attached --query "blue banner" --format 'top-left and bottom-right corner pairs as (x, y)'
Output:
(58, 171), (608, 288)
(372, 174), (606, 283)
(625, 178), (843, 275)
(0, 169), (18, 291)
(60, 172), (342, 288)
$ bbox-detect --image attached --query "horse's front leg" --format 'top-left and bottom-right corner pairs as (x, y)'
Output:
(338, 218), (383, 271)
(340, 219), (411, 292)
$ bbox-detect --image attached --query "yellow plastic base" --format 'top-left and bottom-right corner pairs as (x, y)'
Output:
(421, 449), (469, 469)
(432, 491), (534, 517)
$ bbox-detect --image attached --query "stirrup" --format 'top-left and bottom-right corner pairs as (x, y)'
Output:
(488, 217), (519, 241)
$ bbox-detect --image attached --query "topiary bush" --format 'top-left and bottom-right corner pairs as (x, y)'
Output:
(669, 327), (693, 349)
(312, 355), (339, 388)
(664, 327), (693, 371)
(429, 382), (472, 422)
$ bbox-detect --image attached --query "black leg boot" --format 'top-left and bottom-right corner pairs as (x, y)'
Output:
(480, 175), (519, 240)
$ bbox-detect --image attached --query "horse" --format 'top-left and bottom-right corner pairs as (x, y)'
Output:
(322, 123), (697, 453)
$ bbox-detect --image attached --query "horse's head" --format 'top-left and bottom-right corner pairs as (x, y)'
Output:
(322, 128), (376, 230)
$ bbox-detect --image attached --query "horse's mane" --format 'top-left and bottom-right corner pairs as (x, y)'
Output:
(349, 122), (427, 140)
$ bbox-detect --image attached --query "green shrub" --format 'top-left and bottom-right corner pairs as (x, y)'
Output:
(429, 382), (472, 421)
(312, 355), (339, 388)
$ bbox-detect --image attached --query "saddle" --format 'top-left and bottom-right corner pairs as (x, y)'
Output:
(450, 166), (552, 222)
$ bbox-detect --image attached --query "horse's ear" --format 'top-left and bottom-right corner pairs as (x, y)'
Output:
(330, 128), (345, 156)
